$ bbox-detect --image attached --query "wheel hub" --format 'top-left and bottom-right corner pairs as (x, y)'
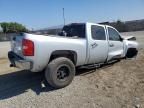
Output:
(57, 66), (70, 81)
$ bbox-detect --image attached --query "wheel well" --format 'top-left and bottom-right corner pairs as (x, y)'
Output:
(49, 50), (77, 65)
(126, 48), (138, 58)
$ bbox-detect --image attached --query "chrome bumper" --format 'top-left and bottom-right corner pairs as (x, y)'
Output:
(8, 51), (32, 70)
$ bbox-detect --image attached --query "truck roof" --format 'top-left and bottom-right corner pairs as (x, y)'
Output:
(66, 22), (105, 27)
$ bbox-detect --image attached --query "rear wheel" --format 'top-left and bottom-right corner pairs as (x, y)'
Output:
(45, 57), (75, 88)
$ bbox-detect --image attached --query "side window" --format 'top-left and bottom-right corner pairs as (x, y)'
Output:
(91, 25), (106, 40)
(108, 27), (121, 41)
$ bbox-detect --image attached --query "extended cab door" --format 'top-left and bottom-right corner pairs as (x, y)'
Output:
(87, 24), (109, 64)
(106, 26), (124, 61)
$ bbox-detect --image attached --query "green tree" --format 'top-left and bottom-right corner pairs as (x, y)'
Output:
(0, 22), (28, 33)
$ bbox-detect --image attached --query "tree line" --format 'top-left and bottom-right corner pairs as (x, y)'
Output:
(0, 22), (28, 33)
(1, 19), (144, 34)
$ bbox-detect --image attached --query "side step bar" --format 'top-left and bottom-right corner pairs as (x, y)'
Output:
(79, 60), (120, 70)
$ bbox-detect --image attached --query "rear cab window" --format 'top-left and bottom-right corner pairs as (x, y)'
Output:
(62, 23), (86, 38)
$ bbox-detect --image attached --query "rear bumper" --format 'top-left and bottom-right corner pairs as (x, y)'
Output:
(8, 51), (32, 70)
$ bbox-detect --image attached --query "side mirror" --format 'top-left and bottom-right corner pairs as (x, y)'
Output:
(119, 35), (123, 41)
(120, 37), (123, 41)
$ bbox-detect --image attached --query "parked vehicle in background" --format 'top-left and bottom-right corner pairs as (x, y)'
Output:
(8, 22), (138, 88)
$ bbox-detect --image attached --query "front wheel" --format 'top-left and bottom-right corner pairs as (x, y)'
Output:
(45, 57), (75, 89)
(126, 48), (138, 58)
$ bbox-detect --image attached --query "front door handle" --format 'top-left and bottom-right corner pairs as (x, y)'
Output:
(109, 43), (114, 47)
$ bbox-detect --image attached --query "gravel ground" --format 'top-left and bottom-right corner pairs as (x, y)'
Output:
(0, 31), (144, 108)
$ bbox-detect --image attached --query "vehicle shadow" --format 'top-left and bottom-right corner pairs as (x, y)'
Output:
(0, 70), (55, 100)
(0, 60), (120, 100)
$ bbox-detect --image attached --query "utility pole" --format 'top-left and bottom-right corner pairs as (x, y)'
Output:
(63, 8), (66, 26)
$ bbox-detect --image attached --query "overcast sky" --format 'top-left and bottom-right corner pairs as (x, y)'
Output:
(0, 0), (144, 29)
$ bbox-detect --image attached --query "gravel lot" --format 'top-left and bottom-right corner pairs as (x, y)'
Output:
(0, 31), (144, 108)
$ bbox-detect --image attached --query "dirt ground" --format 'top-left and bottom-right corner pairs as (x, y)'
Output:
(0, 31), (144, 108)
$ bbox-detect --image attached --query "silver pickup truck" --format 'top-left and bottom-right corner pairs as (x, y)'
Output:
(8, 22), (138, 88)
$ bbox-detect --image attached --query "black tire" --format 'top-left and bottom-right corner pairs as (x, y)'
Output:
(45, 57), (75, 88)
(126, 48), (138, 58)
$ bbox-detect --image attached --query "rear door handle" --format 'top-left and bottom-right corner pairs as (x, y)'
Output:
(109, 43), (114, 47)
(91, 43), (98, 48)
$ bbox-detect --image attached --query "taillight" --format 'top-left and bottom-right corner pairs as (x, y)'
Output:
(22, 39), (34, 56)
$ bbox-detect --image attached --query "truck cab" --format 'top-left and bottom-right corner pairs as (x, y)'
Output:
(59, 23), (137, 64)
(87, 23), (125, 63)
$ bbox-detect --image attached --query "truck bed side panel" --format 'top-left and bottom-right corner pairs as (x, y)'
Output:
(25, 34), (87, 72)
